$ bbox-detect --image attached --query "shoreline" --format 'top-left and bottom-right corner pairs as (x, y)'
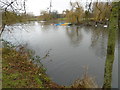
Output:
(2, 44), (62, 88)
(2, 42), (97, 88)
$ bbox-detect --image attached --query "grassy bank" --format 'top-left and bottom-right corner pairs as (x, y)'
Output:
(103, 2), (118, 88)
(2, 45), (62, 88)
(2, 43), (98, 88)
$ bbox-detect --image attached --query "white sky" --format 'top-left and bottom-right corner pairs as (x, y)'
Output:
(26, 0), (115, 16)
(26, 0), (85, 16)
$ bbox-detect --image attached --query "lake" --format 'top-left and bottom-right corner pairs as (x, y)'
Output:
(2, 21), (118, 88)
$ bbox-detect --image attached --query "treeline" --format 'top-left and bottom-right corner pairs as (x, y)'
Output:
(39, 10), (63, 21)
(2, 11), (36, 25)
(39, 2), (113, 25)
(1, 2), (115, 25)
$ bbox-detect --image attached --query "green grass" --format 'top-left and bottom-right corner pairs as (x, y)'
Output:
(2, 43), (99, 88)
(3, 72), (27, 88)
(57, 18), (67, 21)
(102, 2), (118, 88)
(2, 46), (61, 88)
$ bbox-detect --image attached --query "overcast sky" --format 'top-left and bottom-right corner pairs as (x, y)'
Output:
(26, 0), (90, 16)
(26, 0), (115, 16)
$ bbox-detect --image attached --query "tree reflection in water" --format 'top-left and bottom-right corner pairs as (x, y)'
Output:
(65, 26), (83, 47)
(90, 27), (108, 59)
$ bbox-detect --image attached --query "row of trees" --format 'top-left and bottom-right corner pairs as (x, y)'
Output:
(1, 0), (112, 25)
(2, 11), (35, 25)
(63, 1), (112, 24)
(39, 1), (112, 25)
(39, 10), (64, 21)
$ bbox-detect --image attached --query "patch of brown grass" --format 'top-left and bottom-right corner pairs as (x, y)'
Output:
(71, 68), (98, 88)
(2, 46), (98, 88)
(2, 47), (62, 88)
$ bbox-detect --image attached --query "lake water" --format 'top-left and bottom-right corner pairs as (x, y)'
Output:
(2, 21), (118, 88)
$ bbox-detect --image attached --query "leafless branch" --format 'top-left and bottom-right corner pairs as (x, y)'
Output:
(0, 0), (26, 36)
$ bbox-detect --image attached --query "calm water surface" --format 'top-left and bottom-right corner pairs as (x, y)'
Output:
(2, 21), (118, 87)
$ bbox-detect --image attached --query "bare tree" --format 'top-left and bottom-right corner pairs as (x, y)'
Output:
(65, 1), (84, 24)
(0, 0), (26, 36)
(85, 0), (92, 12)
(0, 0), (26, 13)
